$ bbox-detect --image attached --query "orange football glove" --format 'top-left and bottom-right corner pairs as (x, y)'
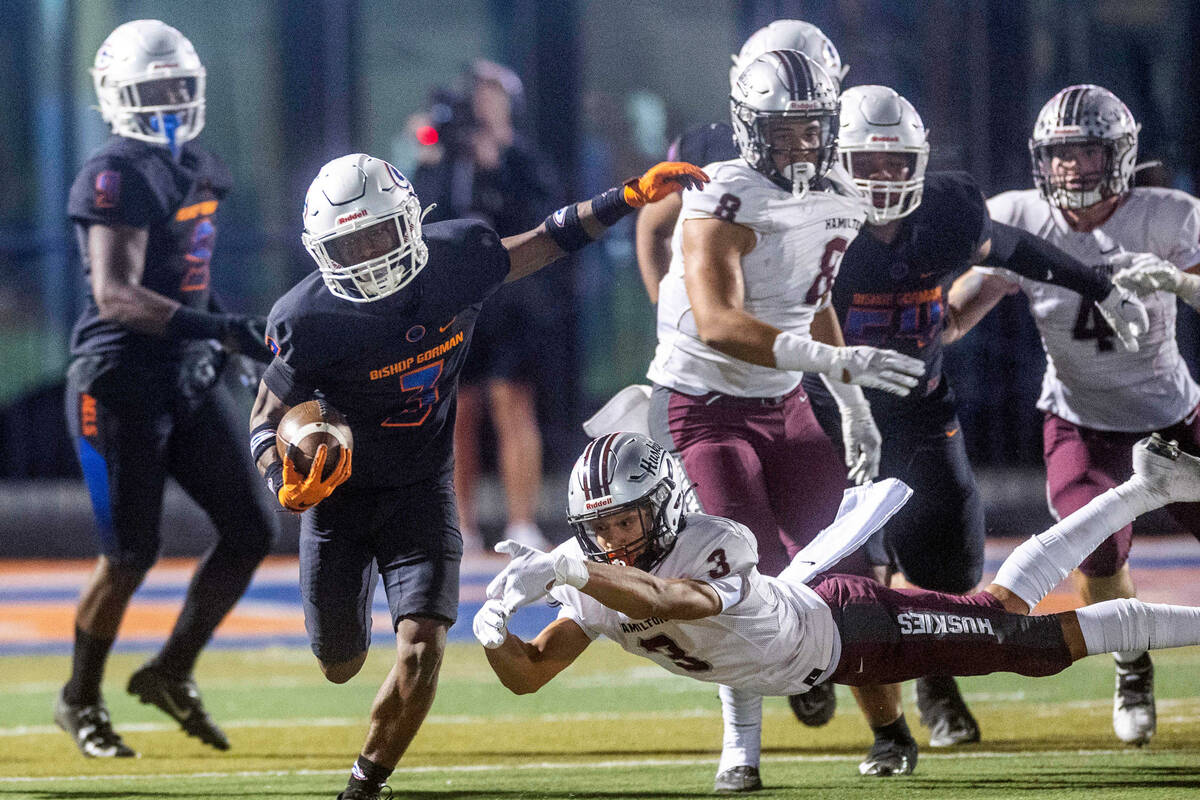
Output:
(622, 162), (709, 207)
(277, 444), (352, 511)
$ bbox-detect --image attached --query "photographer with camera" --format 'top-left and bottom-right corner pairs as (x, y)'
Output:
(413, 60), (561, 553)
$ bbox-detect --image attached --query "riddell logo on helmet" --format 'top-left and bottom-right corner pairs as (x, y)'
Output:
(869, 136), (900, 142)
(585, 496), (614, 511)
(785, 100), (823, 111)
(337, 209), (368, 225)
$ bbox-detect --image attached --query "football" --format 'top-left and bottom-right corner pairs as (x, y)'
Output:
(276, 399), (353, 481)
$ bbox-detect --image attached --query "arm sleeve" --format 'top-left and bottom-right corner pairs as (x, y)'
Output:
(983, 222), (1111, 300)
(67, 159), (168, 228)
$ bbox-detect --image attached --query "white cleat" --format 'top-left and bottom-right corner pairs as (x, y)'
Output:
(1113, 653), (1156, 746)
(1131, 434), (1200, 504)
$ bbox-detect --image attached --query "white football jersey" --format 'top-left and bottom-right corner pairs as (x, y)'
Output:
(647, 160), (867, 397)
(983, 188), (1200, 431)
(548, 513), (840, 696)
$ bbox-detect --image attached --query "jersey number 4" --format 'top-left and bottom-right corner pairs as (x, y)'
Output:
(639, 633), (713, 672)
(381, 360), (443, 427)
(1072, 301), (1115, 352)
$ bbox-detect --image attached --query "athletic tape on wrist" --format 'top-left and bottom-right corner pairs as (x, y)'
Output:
(250, 422), (278, 463)
(591, 185), (634, 226)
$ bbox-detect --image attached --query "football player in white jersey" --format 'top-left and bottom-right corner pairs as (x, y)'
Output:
(474, 431), (1200, 793)
(944, 84), (1200, 747)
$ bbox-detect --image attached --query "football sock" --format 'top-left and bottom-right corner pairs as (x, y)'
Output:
(717, 685), (763, 772)
(155, 539), (263, 677)
(347, 754), (393, 794)
(1076, 599), (1200, 656)
(1115, 649), (1148, 665)
(992, 481), (1154, 610)
(63, 626), (115, 706)
(871, 712), (916, 745)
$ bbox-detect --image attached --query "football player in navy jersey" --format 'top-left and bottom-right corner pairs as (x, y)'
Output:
(55, 20), (279, 759)
(801, 85), (1148, 761)
(247, 153), (705, 800)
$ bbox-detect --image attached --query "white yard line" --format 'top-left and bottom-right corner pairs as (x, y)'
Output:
(0, 748), (1163, 784)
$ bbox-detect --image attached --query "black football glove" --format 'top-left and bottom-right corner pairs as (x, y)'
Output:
(221, 315), (273, 363)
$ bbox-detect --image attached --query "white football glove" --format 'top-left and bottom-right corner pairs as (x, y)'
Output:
(830, 346), (925, 396)
(472, 598), (510, 649)
(1094, 286), (1149, 353)
(818, 375), (882, 485)
(1112, 252), (1181, 296)
(773, 333), (924, 396)
(487, 539), (590, 613)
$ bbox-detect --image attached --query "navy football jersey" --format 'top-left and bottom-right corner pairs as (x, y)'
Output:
(263, 219), (511, 487)
(667, 122), (739, 167)
(68, 136), (232, 363)
(831, 171), (990, 420)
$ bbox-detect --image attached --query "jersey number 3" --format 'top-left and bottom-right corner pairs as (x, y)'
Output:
(639, 633), (713, 672)
(381, 360), (443, 427)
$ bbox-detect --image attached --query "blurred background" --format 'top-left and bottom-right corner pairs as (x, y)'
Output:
(2, 0), (1199, 554)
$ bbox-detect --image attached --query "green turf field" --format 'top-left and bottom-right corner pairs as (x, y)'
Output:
(3, 643), (1199, 799)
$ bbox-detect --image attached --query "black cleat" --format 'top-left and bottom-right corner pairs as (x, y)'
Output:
(787, 681), (836, 727)
(127, 665), (229, 750)
(54, 690), (137, 758)
(337, 787), (391, 800)
(916, 675), (981, 747)
(859, 735), (917, 777)
(713, 765), (763, 793)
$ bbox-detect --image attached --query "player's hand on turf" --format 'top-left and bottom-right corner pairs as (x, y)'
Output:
(1112, 252), (1182, 297)
(1094, 285), (1149, 353)
(838, 402), (883, 485)
(221, 314), (274, 363)
(276, 443), (352, 511)
(832, 346), (924, 396)
(488, 540), (589, 613)
(473, 598), (510, 649)
(622, 162), (709, 207)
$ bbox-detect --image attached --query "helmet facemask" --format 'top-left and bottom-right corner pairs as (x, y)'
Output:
(841, 149), (927, 223)
(1030, 136), (1135, 210)
(731, 105), (838, 197)
(570, 481), (677, 571)
(303, 197), (430, 302)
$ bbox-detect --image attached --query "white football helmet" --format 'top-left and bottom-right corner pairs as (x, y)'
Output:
(302, 154), (431, 303)
(838, 85), (930, 224)
(1030, 84), (1140, 210)
(730, 50), (841, 196)
(566, 432), (685, 571)
(91, 20), (206, 149)
(731, 19), (847, 89)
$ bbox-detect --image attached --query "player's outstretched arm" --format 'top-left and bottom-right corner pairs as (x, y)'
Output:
(501, 162), (708, 282)
(942, 267), (1018, 345)
(579, 561), (724, 621)
(477, 615), (592, 695)
(980, 223), (1148, 352)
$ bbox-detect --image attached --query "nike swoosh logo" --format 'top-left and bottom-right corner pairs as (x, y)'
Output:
(440, 316), (457, 333)
(155, 690), (193, 722)
(1100, 245), (1120, 255)
(856, 658), (865, 673)
(945, 428), (960, 438)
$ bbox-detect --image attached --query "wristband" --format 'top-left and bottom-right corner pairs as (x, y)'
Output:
(250, 422), (278, 463)
(166, 306), (228, 341)
(591, 185), (635, 227)
(543, 203), (592, 253)
(264, 460), (284, 496)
